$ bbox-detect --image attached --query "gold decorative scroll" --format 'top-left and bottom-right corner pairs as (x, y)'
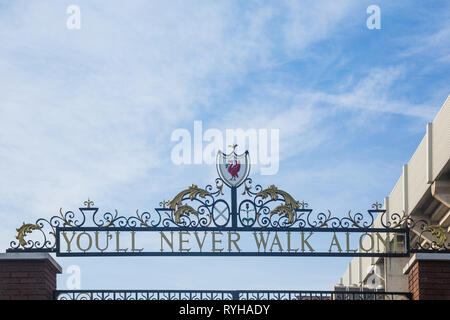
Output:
(16, 222), (41, 247)
(168, 184), (212, 223)
(256, 185), (300, 223)
(423, 225), (448, 247)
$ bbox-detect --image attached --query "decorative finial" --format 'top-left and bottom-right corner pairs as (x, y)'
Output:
(372, 201), (382, 210)
(228, 144), (238, 152)
(84, 198), (94, 208)
(159, 200), (169, 208)
(300, 200), (309, 209)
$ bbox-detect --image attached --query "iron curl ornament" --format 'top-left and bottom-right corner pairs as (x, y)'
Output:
(7, 149), (450, 255)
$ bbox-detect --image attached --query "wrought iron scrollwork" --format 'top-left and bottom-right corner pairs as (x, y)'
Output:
(411, 222), (449, 251)
(10, 208), (87, 251)
(8, 152), (450, 254)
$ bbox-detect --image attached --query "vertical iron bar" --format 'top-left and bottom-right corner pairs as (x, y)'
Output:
(231, 187), (237, 228)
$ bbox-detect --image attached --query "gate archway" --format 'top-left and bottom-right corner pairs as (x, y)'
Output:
(6, 149), (448, 300)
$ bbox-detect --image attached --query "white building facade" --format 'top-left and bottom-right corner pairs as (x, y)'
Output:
(336, 96), (450, 299)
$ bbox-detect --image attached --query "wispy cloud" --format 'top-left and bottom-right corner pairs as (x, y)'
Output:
(0, 0), (362, 223)
(300, 67), (437, 119)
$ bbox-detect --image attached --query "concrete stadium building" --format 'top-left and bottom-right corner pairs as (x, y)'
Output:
(336, 96), (450, 299)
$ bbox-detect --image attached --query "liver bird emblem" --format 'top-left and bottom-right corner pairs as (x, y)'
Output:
(216, 146), (250, 187)
(226, 159), (241, 181)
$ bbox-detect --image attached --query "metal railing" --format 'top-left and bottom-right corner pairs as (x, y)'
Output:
(53, 289), (411, 300)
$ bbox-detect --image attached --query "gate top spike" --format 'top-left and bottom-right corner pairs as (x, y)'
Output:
(84, 198), (94, 208)
(228, 144), (238, 152)
(300, 200), (308, 209)
(372, 201), (382, 210)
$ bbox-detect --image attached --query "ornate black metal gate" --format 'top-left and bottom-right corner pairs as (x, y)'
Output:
(6, 149), (448, 300)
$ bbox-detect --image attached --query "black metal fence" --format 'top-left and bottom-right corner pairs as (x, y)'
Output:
(53, 290), (412, 300)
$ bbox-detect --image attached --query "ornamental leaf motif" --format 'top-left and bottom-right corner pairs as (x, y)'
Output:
(173, 205), (199, 223)
(318, 210), (333, 227)
(256, 185), (300, 223)
(59, 208), (73, 226)
(168, 185), (212, 223)
(135, 210), (149, 227)
(271, 205), (295, 223)
(16, 222), (41, 247)
(423, 225), (448, 247)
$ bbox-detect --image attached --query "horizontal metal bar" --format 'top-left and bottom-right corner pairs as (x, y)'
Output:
(6, 248), (56, 253)
(53, 289), (411, 294)
(55, 252), (409, 257)
(56, 227), (408, 233)
(410, 249), (450, 253)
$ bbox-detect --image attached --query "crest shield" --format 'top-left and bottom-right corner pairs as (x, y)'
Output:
(216, 148), (250, 187)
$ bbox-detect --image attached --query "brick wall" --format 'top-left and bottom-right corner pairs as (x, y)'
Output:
(408, 260), (450, 300)
(0, 256), (60, 300)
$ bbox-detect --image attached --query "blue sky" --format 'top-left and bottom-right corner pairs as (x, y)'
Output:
(0, 1), (449, 290)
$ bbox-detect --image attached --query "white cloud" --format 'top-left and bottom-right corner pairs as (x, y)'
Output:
(399, 14), (450, 65)
(302, 67), (437, 119)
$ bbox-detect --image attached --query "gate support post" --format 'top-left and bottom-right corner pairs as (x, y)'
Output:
(0, 252), (62, 300)
(403, 253), (450, 300)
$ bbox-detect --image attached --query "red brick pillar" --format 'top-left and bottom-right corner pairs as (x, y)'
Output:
(404, 253), (450, 300)
(0, 252), (62, 300)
